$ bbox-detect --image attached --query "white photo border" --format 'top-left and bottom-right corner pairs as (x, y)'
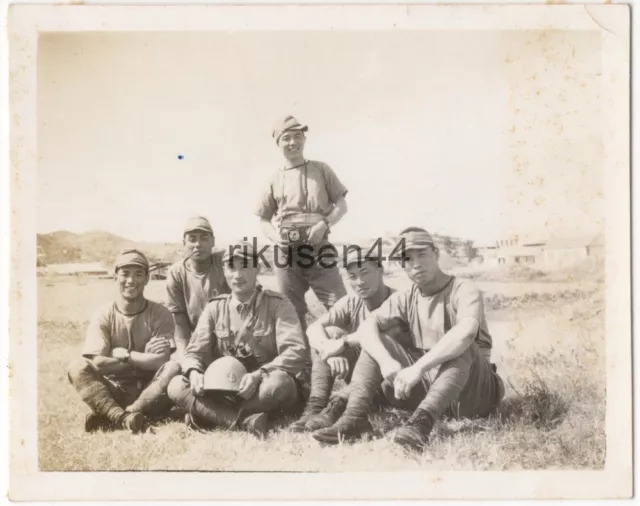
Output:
(8, 3), (631, 500)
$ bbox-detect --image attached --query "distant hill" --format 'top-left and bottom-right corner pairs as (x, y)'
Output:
(37, 230), (183, 267)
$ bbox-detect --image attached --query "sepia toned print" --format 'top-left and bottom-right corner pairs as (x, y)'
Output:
(8, 3), (630, 501)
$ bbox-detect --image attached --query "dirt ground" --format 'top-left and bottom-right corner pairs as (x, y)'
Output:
(37, 271), (605, 471)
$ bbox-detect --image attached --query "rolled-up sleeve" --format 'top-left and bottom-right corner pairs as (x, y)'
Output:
(322, 163), (348, 203)
(152, 304), (177, 350)
(261, 298), (310, 376)
(82, 310), (111, 358)
(165, 265), (186, 314)
(323, 296), (352, 331)
(181, 304), (216, 374)
(452, 280), (484, 325)
(255, 181), (278, 221)
(373, 291), (409, 331)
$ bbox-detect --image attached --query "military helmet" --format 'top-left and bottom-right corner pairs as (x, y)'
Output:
(203, 356), (247, 392)
(325, 326), (349, 341)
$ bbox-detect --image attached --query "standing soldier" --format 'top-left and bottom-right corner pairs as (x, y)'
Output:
(67, 249), (180, 433)
(166, 216), (230, 359)
(167, 241), (310, 437)
(289, 247), (395, 432)
(312, 228), (503, 450)
(255, 115), (348, 329)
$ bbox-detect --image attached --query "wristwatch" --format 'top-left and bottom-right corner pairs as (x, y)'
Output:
(321, 218), (331, 230)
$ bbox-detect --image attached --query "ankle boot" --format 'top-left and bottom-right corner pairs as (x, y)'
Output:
(305, 396), (347, 431)
(289, 397), (327, 433)
(392, 408), (434, 452)
(238, 412), (269, 437)
(186, 394), (241, 431)
(311, 413), (374, 445)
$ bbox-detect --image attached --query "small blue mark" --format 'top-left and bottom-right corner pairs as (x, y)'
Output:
(177, 154), (184, 160)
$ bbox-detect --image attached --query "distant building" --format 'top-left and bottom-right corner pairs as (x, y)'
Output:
(149, 262), (171, 280)
(541, 233), (604, 268)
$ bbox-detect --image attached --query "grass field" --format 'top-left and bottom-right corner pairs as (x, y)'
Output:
(38, 270), (605, 471)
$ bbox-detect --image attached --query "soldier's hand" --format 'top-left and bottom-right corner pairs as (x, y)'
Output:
(190, 370), (205, 396)
(393, 364), (423, 400)
(145, 336), (170, 355)
(112, 348), (131, 361)
(319, 338), (346, 361)
(308, 221), (329, 245)
(380, 359), (403, 382)
(327, 357), (350, 380)
(237, 371), (262, 400)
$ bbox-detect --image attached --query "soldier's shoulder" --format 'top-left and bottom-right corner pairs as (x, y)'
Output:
(90, 301), (116, 321)
(167, 259), (186, 276)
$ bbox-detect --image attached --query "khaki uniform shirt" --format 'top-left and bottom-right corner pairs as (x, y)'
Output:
(372, 277), (493, 352)
(165, 254), (230, 331)
(83, 299), (175, 379)
(181, 287), (310, 378)
(323, 286), (396, 334)
(255, 160), (348, 225)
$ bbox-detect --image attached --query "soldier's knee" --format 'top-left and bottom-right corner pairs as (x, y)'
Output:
(157, 360), (182, 380)
(261, 370), (298, 405)
(167, 375), (190, 403)
(67, 357), (93, 384)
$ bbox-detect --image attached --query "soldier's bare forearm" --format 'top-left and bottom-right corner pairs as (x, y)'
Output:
(260, 219), (281, 244)
(325, 198), (348, 228)
(414, 319), (478, 374)
(91, 356), (134, 375)
(129, 350), (170, 371)
(307, 321), (331, 352)
(172, 313), (192, 356)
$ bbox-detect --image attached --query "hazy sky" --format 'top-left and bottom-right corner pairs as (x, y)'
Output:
(37, 30), (603, 246)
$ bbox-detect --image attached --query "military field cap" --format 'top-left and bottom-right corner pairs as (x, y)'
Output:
(400, 229), (436, 251)
(272, 115), (308, 143)
(114, 249), (149, 272)
(184, 216), (213, 236)
(344, 246), (384, 268)
(222, 240), (258, 266)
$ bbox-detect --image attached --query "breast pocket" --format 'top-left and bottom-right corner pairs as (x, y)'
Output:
(214, 327), (233, 358)
(251, 324), (278, 362)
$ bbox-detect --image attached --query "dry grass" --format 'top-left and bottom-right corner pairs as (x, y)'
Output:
(38, 273), (605, 471)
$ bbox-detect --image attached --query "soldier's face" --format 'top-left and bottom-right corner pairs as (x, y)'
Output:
(223, 261), (259, 298)
(115, 265), (148, 301)
(184, 231), (214, 261)
(278, 130), (306, 161)
(346, 262), (383, 300)
(403, 247), (439, 285)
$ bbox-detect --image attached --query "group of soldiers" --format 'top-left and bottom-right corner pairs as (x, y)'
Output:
(67, 115), (505, 452)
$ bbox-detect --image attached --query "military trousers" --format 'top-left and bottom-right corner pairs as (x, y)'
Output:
(345, 332), (505, 422)
(273, 241), (347, 330)
(67, 358), (181, 418)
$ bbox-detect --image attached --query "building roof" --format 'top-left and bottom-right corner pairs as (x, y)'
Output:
(545, 233), (604, 249)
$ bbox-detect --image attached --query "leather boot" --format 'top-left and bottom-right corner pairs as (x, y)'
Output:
(289, 397), (326, 433)
(392, 408), (434, 452)
(311, 413), (374, 445)
(305, 396), (347, 431)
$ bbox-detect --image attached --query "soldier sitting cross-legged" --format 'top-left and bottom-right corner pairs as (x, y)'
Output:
(67, 249), (180, 433)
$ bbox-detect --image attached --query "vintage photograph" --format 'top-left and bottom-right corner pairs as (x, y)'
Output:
(9, 3), (631, 501)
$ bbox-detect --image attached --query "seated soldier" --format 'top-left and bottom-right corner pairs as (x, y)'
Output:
(312, 228), (504, 451)
(289, 247), (394, 432)
(67, 249), (180, 433)
(167, 241), (311, 437)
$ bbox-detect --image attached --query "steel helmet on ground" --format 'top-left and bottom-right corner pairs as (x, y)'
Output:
(203, 356), (247, 392)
